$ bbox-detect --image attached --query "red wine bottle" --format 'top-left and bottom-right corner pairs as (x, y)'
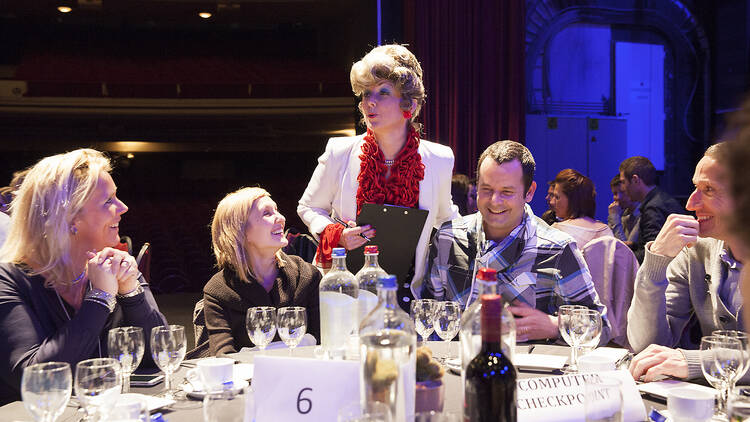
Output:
(464, 294), (517, 421)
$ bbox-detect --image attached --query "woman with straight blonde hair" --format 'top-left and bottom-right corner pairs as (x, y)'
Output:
(204, 187), (321, 356)
(0, 148), (166, 404)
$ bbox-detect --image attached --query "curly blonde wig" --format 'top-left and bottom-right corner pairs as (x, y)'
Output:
(350, 44), (426, 130)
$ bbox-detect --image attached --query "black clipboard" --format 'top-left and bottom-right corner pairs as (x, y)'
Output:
(346, 203), (429, 286)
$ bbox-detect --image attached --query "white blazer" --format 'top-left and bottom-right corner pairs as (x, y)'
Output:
(297, 134), (459, 297)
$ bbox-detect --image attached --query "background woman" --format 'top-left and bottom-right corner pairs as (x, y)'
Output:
(204, 187), (321, 356)
(297, 44), (457, 307)
(549, 168), (613, 247)
(0, 149), (166, 403)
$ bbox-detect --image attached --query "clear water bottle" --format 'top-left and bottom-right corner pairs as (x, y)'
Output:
(319, 247), (359, 359)
(458, 268), (515, 391)
(359, 275), (417, 421)
(355, 245), (387, 324)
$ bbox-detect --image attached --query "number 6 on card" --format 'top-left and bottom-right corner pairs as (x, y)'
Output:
(252, 355), (360, 421)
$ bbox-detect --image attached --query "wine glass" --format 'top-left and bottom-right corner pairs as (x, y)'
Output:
(576, 309), (603, 348)
(109, 393), (149, 421)
(74, 358), (122, 421)
(246, 306), (277, 353)
(557, 305), (586, 372)
(713, 330), (750, 381)
(565, 308), (602, 374)
(433, 301), (461, 362)
(584, 376), (623, 422)
(21, 362), (72, 422)
(701, 335), (744, 417)
(107, 326), (144, 393)
(150, 325), (186, 399)
(278, 306), (307, 355)
(338, 401), (392, 421)
(203, 389), (247, 422)
(729, 386), (750, 420)
(411, 299), (436, 345)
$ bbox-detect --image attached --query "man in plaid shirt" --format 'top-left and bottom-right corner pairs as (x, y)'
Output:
(423, 141), (611, 343)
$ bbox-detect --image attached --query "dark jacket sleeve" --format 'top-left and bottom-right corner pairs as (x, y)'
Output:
(0, 272), (109, 398)
(301, 263), (322, 343)
(203, 288), (239, 356)
(634, 204), (670, 262)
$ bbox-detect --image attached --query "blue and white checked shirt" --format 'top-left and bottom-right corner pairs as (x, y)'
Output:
(423, 204), (611, 342)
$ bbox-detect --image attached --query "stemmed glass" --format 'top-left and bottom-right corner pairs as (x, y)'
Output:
(150, 325), (186, 399)
(204, 389), (247, 422)
(74, 358), (122, 421)
(21, 362), (72, 422)
(246, 306), (277, 353)
(558, 305), (586, 372)
(433, 301), (461, 362)
(702, 335), (745, 418)
(713, 330), (750, 381)
(278, 306), (307, 355)
(108, 326), (144, 393)
(564, 308), (602, 373)
(411, 299), (437, 345)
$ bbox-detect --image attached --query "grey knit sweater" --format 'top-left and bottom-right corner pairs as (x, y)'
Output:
(627, 237), (744, 380)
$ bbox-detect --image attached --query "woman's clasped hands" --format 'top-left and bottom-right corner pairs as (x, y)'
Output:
(86, 247), (140, 296)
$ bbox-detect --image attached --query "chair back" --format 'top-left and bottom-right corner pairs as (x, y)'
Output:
(186, 298), (211, 359)
(115, 235), (133, 254)
(581, 236), (639, 348)
(136, 242), (152, 284)
(282, 228), (318, 263)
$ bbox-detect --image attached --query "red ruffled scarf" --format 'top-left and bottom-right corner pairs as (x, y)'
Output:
(315, 127), (425, 268)
(356, 127), (425, 213)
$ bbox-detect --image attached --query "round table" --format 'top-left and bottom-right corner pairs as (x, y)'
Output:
(0, 342), (669, 421)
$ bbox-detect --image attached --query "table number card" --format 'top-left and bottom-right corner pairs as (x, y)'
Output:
(517, 369), (646, 422)
(252, 355), (360, 421)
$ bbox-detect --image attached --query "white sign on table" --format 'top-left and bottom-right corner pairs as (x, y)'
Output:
(252, 355), (360, 421)
(516, 369), (646, 422)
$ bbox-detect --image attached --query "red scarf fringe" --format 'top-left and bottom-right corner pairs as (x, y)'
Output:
(356, 127), (424, 213)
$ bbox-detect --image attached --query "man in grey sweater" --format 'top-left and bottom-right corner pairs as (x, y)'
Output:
(628, 142), (744, 382)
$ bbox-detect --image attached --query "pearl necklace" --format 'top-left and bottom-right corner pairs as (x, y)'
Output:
(384, 159), (395, 166)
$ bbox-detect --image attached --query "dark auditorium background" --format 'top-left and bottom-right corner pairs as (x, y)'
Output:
(0, 0), (747, 303)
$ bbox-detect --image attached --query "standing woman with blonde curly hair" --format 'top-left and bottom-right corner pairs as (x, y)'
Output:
(0, 149), (166, 404)
(298, 44), (458, 308)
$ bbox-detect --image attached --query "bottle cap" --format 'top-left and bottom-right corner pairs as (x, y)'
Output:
(476, 267), (497, 282)
(332, 247), (346, 258)
(377, 274), (397, 289)
(364, 245), (379, 254)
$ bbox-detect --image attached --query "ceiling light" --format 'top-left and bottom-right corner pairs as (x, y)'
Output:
(199, 12), (212, 19)
(126, 153), (135, 159)
(57, 6), (72, 13)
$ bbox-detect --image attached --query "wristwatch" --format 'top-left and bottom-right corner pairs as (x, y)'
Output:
(117, 284), (144, 299)
(85, 288), (116, 312)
